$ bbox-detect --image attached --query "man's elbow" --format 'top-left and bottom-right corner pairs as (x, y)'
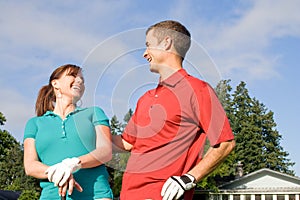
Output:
(227, 140), (236, 153)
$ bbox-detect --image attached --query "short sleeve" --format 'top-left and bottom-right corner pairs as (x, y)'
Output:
(195, 82), (234, 146)
(92, 107), (110, 127)
(23, 117), (38, 141)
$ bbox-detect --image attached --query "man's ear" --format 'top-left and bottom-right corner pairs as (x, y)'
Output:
(163, 36), (172, 51)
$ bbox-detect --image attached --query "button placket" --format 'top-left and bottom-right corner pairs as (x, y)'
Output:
(61, 115), (70, 138)
(62, 121), (66, 136)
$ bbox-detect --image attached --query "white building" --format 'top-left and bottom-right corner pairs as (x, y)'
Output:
(194, 168), (300, 200)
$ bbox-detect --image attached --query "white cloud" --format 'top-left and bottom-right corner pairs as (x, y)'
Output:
(189, 0), (300, 81)
(0, 88), (35, 141)
(1, 0), (299, 147)
(0, 2), (101, 64)
(217, 0), (300, 50)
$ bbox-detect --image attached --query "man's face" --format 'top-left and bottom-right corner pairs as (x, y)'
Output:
(143, 29), (165, 73)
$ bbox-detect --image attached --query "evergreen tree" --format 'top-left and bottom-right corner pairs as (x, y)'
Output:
(123, 108), (133, 123)
(110, 115), (124, 136)
(253, 99), (294, 174)
(106, 115), (124, 196)
(197, 80), (236, 190)
(231, 82), (294, 175)
(107, 110), (132, 197)
(197, 80), (295, 191)
(0, 112), (6, 126)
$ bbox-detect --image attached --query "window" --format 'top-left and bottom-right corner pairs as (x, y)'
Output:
(265, 195), (273, 200)
(234, 195), (240, 200)
(222, 194), (229, 200)
(277, 195), (285, 200)
(255, 195), (261, 200)
(245, 195), (251, 200)
(289, 195), (296, 200)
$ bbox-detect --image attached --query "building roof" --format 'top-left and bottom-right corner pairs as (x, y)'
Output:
(218, 168), (300, 193)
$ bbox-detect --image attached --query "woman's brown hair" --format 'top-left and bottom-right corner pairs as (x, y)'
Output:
(35, 64), (82, 116)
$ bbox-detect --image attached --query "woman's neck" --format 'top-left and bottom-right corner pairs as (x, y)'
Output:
(53, 98), (76, 119)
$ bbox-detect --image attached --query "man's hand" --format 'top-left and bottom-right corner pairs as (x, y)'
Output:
(46, 157), (81, 187)
(161, 174), (196, 200)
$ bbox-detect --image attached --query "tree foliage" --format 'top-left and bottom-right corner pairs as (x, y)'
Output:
(197, 80), (295, 190)
(198, 80), (295, 190)
(0, 112), (40, 199)
(106, 110), (132, 197)
(231, 81), (294, 175)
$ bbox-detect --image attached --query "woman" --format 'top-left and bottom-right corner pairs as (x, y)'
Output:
(23, 64), (113, 200)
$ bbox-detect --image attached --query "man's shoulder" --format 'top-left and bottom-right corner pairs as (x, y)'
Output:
(185, 73), (209, 88)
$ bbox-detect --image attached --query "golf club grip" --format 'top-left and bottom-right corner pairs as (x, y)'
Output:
(61, 196), (66, 200)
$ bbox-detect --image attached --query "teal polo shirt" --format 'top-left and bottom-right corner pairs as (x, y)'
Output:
(24, 106), (113, 199)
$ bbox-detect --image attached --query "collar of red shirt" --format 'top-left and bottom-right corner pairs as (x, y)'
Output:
(159, 68), (188, 87)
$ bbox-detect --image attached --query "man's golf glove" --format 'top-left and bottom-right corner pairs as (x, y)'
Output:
(161, 174), (196, 200)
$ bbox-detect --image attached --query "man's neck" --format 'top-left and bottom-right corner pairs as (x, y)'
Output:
(157, 52), (183, 80)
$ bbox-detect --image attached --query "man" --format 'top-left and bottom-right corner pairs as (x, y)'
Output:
(113, 20), (235, 200)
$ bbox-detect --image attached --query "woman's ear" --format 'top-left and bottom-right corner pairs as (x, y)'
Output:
(51, 79), (60, 89)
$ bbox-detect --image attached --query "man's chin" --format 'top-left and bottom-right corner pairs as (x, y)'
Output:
(149, 65), (159, 73)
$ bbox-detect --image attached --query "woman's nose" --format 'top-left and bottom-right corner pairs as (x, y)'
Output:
(75, 76), (83, 84)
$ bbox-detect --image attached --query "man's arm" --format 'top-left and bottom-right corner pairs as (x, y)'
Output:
(188, 139), (235, 182)
(161, 140), (235, 200)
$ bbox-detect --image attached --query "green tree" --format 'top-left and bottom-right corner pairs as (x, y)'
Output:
(106, 110), (132, 197)
(106, 115), (123, 196)
(231, 81), (294, 175)
(0, 112), (6, 126)
(110, 115), (124, 135)
(197, 80), (295, 190)
(123, 109), (133, 123)
(0, 111), (40, 199)
(0, 113), (18, 163)
(252, 99), (294, 174)
(197, 80), (236, 190)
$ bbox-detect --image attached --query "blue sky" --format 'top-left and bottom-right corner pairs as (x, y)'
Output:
(1, 0), (299, 176)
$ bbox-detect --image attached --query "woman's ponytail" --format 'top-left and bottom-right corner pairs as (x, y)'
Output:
(35, 84), (55, 116)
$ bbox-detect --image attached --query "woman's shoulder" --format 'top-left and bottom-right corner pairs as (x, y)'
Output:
(83, 106), (105, 111)
(26, 115), (41, 123)
(78, 106), (107, 114)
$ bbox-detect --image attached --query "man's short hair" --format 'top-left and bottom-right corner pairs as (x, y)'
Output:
(146, 20), (191, 60)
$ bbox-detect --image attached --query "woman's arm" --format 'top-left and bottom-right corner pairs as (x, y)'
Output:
(23, 138), (49, 179)
(78, 125), (112, 168)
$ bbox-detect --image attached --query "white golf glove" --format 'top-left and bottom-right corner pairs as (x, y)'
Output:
(46, 157), (81, 187)
(161, 174), (196, 200)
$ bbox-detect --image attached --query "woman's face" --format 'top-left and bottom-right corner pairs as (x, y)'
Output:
(53, 70), (85, 103)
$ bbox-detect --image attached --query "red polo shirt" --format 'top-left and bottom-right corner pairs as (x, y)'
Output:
(121, 69), (234, 200)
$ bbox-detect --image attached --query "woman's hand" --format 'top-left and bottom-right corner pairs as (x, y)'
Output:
(58, 174), (83, 197)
